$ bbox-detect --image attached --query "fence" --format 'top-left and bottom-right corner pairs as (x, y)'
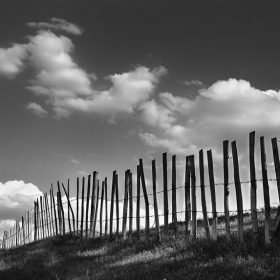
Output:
(1, 131), (280, 249)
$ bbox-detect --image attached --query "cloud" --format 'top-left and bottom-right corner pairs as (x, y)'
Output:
(0, 44), (27, 78)
(26, 102), (48, 117)
(27, 18), (84, 35)
(0, 181), (43, 225)
(181, 79), (204, 87)
(78, 170), (87, 176)
(70, 159), (80, 164)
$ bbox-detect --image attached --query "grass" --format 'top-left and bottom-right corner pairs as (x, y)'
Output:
(1, 208), (280, 280)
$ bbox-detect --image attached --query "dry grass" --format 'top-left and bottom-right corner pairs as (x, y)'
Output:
(0, 208), (280, 280)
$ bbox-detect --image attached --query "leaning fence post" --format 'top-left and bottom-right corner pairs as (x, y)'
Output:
(93, 180), (100, 238)
(34, 201), (37, 241)
(172, 155), (178, 239)
(90, 172), (98, 237)
(271, 137), (280, 202)
(105, 177), (108, 237)
(22, 216), (26, 245)
(109, 171), (116, 239)
(223, 140), (230, 240)
(51, 185), (58, 236)
(199, 150), (210, 240)
(139, 159), (150, 241)
(152, 160), (161, 241)
(190, 155), (197, 239)
(122, 170), (130, 240)
(207, 149), (217, 241)
(40, 196), (45, 239)
(57, 182), (65, 235)
(76, 178), (79, 236)
(249, 131), (258, 239)
(260, 136), (271, 244)
(231, 141), (244, 243)
(163, 152), (169, 234)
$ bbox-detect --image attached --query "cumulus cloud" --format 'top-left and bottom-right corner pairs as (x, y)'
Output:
(27, 18), (84, 35)
(26, 102), (48, 117)
(0, 181), (43, 225)
(0, 44), (27, 77)
(70, 159), (80, 164)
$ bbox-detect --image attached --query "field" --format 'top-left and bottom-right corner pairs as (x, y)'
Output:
(1, 209), (280, 280)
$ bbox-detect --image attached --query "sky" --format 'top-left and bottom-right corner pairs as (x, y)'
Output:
(1, 0), (280, 237)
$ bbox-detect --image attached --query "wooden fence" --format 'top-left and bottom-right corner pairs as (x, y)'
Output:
(1, 131), (280, 249)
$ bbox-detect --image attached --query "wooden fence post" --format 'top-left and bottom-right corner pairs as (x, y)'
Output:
(109, 171), (116, 239)
(122, 170), (130, 240)
(129, 172), (133, 241)
(40, 196), (45, 239)
(57, 182), (65, 235)
(115, 175), (119, 242)
(44, 193), (50, 237)
(207, 149), (217, 240)
(139, 159), (150, 241)
(249, 131), (258, 238)
(57, 192), (62, 235)
(260, 136), (271, 244)
(22, 216), (25, 245)
(34, 201), (37, 241)
(199, 150), (210, 239)
(152, 160), (161, 241)
(271, 137), (280, 202)
(51, 185), (58, 236)
(231, 141), (244, 243)
(86, 175), (91, 238)
(185, 156), (191, 236)
(100, 181), (105, 237)
(90, 172), (98, 237)
(223, 140), (230, 240)
(163, 152), (169, 234)
(105, 177), (108, 237)
(172, 155), (178, 239)
(76, 178), (79, 235)
(190, 155), (197, 239)
(93, 180), (100, 238)
(80, 177), (85, 239)
(136, 165), (140, 240)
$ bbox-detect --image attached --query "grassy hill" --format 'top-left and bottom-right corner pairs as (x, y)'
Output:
(1, 208), (280, 280)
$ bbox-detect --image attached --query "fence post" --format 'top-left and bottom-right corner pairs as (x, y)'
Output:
(76, 178), (79, 236)
(44, 193), (50, 238)
(100, 181), (105, 237)
(129, 172), (133, 242)
(115, 175), (119, 242)
(34, 201), (37, 241)
(80, 177), (85, 239)
(185, 156), (191, 236)
(260, 136), (270, 244)
(57, 182), (65, 235)
(136, 165), (140, 240)
(139, 159), (150, 241)
(40, 196), (45, 239)
(90, 172), (98, 237)
(93, 180), (100, 238)
(22, 216), (26, 245)
(163, 153), (169, 234)
(86, 175), (91, 238)
(271, 138), (280, 202)
(105, 177), (108, 238)
(249, 131), (258, 239)
(152, 160), (161, 241)
(109, 171), (116, 239)
(231, 141), (244, 243)
(207, 149), (217, 240)
(172, 155), (178, 239)
(199, 150), (210, 239)
(223, 140), (230, 240)
(190, 155), (196, 239)
(122, 170), (130, 240)
(51, 185), (58, 236)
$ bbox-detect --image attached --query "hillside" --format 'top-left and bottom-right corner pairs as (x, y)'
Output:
(1, 208), (280, 280)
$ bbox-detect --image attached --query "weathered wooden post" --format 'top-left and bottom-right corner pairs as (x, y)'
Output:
(260, 136), (270, 244)
(231, 141), (244, 243)
(105, 177), (108, 237)
(163, 153), (169, 234)
(223, 140), (230, 240)
(129, 172), (133, 241)
(152, 160), (161, 241)
(136, 165), (140, 240)
(86, 175), (91, 238)
(80, 177), (85, 239)
(90, 172), (98, 237)
(100, 181), (105, 237)
(185, 156), (191, 236)
(190, 155), (197, 239)
(172, 155), (178, 239)
(93, 180), (100, 238)
(122, 170), (130, 240)
(109, 171), (116, 239)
